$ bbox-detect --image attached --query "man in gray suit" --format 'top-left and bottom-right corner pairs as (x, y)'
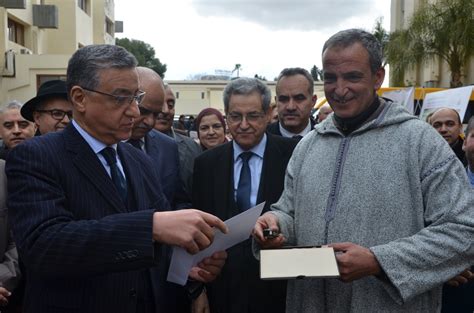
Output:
(154, 85), (201, 198)
(0, 160), (21, 307)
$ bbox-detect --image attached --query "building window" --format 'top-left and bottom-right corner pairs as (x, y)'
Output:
(77, 0), (88, 14)
(105, 17), (114, 36)
(176, 92), (180, 99)
(8, 18), (24, 46)
(201, 92), (205, 99)
(37, 75), (67, 90)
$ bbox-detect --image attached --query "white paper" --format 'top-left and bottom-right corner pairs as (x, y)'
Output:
(382, 87), (415, 114)
(167, 202), (266, 285)
(260, 247), (340, 280)
(419, 86), (473, 122)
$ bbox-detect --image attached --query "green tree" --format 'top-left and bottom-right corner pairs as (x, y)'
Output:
(385, 0), (474, 87)
(310, 65), (322, 81)
(254, 74), (267, 81)
(372, 17), (389, 66)
(116, 38), (167, 78)
(232, 64), (242, 78)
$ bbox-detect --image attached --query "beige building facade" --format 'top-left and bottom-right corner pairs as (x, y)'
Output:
(166, 80), (325, 116)
(390, 0), (474, 87)
(0, 0), (119, 106)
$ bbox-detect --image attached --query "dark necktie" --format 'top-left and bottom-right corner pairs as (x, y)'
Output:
(236, 151), (253, 211)
(128, 139), (143, 151)
(100, 147), (127, 203)
(292, 135), (303, 140)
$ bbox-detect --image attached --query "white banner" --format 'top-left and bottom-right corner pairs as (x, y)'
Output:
(419, 86), (473, 122)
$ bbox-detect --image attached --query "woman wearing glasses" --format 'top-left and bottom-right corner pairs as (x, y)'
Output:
(21, 80), (73, 135)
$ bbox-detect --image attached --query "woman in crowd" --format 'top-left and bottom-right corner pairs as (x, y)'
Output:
(195, 108), (227, 150)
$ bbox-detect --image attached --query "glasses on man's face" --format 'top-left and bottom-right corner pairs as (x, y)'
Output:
(36, 109), (73, 121)
(138, 106), (159, 119)
(82, 87), (146, 106)
(227, 112), (266, 124)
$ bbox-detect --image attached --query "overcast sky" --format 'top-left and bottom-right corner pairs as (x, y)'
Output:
(114, 0), (391, 81)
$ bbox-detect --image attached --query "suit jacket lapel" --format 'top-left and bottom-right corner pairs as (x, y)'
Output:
(64, 124), (128, 214)
(214, 143), (237, 220)
(257, 135), (277, 208)
(118, 143), (147, 212)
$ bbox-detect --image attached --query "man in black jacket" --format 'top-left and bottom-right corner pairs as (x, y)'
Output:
(267, 67), (317, 139)
(193, 77), (297, 313)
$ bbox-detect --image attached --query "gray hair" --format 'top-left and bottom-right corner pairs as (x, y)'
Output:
(0, 100), (22, 114)
(465, 116), (474, 137)
(276, 67), (314, 96)
(66, 44), (138, 94)
(223, 77), (271, 113)
(322, 29), (383, 73)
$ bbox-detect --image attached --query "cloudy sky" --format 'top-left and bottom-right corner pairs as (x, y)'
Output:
(114, 0), (391, 81)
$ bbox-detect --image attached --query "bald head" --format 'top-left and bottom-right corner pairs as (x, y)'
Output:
(317, 103), (333, 122)
(430, 108), (463, 146)
(130, 67), (165, 140)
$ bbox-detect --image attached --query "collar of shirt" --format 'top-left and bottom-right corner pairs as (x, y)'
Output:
(279, 120), (311, 138)
(233, 133), (267, 162)
(72, 120), (124, 178)
(467, 167), (474, 188)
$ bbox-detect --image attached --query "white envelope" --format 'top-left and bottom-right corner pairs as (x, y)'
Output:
(260, 247), (340, 280)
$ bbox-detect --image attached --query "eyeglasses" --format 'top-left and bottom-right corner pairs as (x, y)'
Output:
(36, 109), (73, 121)
(82, 87), (146, 106)
(138, 106), (159, 119)
(227, 112), (266, 124)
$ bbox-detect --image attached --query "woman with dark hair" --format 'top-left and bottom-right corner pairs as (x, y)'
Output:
(195, 108), (227, 150)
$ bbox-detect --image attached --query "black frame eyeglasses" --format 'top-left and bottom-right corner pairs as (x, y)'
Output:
(36, 109), (73, 121)
(82, 87), (146, 106)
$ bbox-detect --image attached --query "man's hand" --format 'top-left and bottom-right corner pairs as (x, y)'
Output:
(252, 212), (285, 249)
(153, 210), (228, 254)
(191, 290), (210, 313)
(0, 287), (11, 306)
(446, 268), (474, 287)
(189, 251), (227, 283)
(330, 242), (382, 282)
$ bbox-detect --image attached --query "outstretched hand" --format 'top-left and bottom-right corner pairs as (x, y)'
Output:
(153, 210), (228, 254)
(189, 251), (228, 283)
(252, 212), (285, 249)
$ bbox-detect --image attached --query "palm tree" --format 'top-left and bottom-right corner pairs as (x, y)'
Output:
(232, 64), (242, 78)
(385, 0), (474, 87)
(372, 17), (389, 66)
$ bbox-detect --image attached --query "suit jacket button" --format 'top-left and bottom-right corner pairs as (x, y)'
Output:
(129, 288), (137, 297)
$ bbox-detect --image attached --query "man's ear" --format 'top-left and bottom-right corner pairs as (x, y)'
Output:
(374, 67), (386, 91)
(70, 86), (87, 113)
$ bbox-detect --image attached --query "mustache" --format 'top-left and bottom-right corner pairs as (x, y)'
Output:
(331, 93), (354, 103)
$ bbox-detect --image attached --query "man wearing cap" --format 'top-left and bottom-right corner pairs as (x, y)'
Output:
(21, 80), (72, 135)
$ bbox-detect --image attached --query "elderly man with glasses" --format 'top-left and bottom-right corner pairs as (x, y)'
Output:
(21, 80), (73, 135)
(192, 77), (297, 313)
(5, 44), (228, 313)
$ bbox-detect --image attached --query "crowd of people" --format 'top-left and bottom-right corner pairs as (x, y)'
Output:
(0, 28), (472, 313)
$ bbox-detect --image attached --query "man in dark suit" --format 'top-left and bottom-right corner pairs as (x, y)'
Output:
(6, 44), (227, 313)
(128, 67), (192, 312)
(0, 160), (21, 309)
(128, 67), (189, 208)
(193, 77), (297, 313)
(267, 67), (317, 139)
(154, 85), (201, 198)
